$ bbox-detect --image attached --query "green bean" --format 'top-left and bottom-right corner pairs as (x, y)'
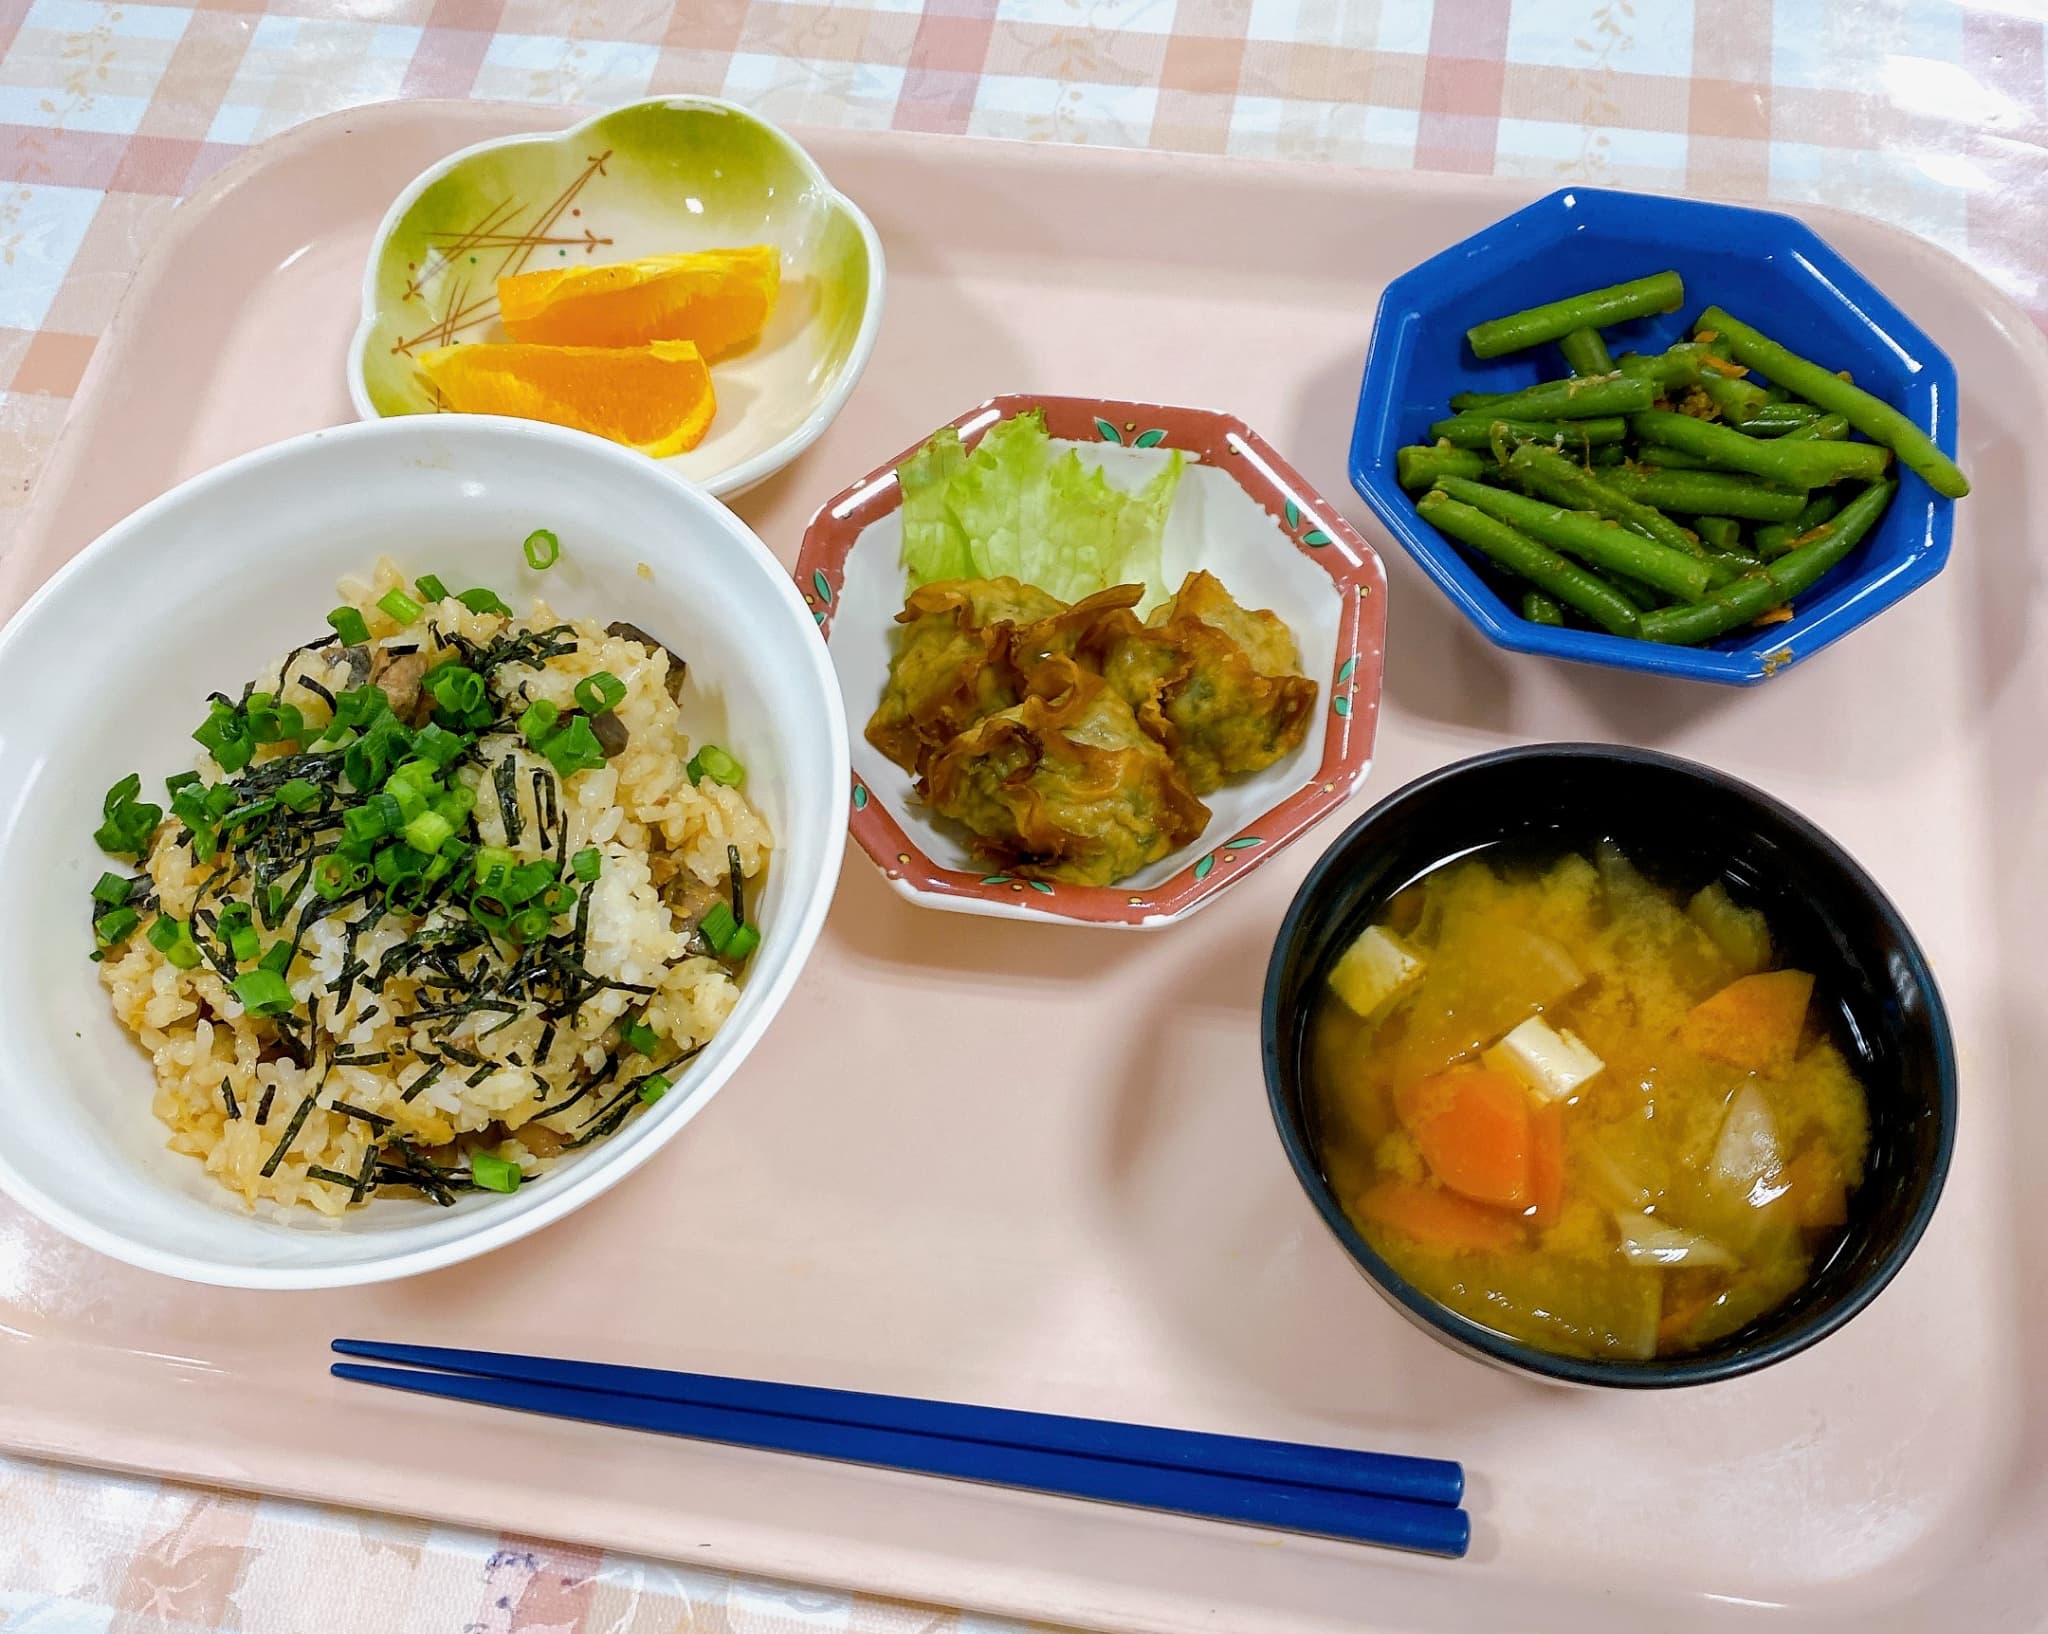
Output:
(1630, 410), (1890, 486)
(1781, 411), (1849, 442)
(1696, 547), (1762, 586)
(1640, 480), (1895, 645)
(1588, 444), (1627, 466)
(1427, 415), (1628, 450)
(1600, 467), (1809, 522)
(1694, 516), (1743, 552)
(1396, 445), (1490, 490)
(1417, 491), (1641, 636)
(1502, 442), (1701, 558)
(1448, 389), (1507, 412)
(1695, 307), (1968, 498)
(1434, 477), (1712, 602)
(1634, 443), (1715, 471)
(1476, 372), (1658, 421)
(1467, 271), (1685, 360)
(1617, 343), (1713, 390)
(1737, 402), (1824, 437)
(1522, 590), (1565, 626)
(1591, 565), (1660, 612)
(1698, 372), (1773, 424)
(1559, 327), (1614, 376)
(1755, 491), (1842, 559)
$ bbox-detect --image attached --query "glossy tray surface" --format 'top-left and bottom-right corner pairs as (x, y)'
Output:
(3, 101), (2044, 1634)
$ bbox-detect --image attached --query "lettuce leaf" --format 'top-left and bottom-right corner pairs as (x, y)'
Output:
(896, 426), (974, 585)
(897, 410), (1183, 611)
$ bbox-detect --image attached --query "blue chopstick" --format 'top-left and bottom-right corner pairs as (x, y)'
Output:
(332, 1359), (1471, 1557)
(331, 1337), (1461, 1507)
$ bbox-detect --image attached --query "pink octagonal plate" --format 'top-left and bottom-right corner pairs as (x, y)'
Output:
(795, 394), (1388, 928)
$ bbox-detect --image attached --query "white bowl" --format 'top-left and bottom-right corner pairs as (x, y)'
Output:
(0, 417), (848, 1288)
(346, 96), (887, 499)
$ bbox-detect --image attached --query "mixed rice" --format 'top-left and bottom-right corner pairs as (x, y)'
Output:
(88, 552), (771, 1215)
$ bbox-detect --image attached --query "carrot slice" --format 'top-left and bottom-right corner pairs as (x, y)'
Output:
(1357, 1179), (1525, 1254)
(1781, 1146), (1849, 1230)
(1527, 1102), (1565, 1226)
(1394, 1066), (1533, 1208)
(1678, 969), (1814, 1076)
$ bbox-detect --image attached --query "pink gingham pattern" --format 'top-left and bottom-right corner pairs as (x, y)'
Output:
(0, 1), (2043, 1627)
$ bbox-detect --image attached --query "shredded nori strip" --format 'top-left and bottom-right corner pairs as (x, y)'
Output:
(348, 1140), (379, 1204)
(436, 1040), (484, 1067)
(534, 1019), (557, 1069)
(463, 1061), (497, 1087)
(728, 844), (745, 927)
(332, 1100), (392, 1131)
(530, 768), (553, 853)
(259, 1093), (318, 1177)
(399, 1061), (443, 1103)
(254, 1084), (276, 1126)
(493, 755), (523, 844)
(305, 1165), (357, 1188)
(221, 1079), (240, 1120)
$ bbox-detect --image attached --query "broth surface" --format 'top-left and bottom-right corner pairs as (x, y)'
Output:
(1308, 844), (1870, 1360)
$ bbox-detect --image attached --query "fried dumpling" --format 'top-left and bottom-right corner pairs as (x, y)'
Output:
(865, 577), (1066, 776)
(923, 657), (1209, 887)
(1092, 570), (1318, 795)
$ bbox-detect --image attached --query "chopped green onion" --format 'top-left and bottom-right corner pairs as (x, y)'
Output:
(204, 782), (238, 819)
(341, 803), (388, 845)
(473, 846), (514, 892)
(275, 777), (321, 812)
(332, 684), (390, 731)
(146, 914), (202, 970)
(574, 671), (626, 714)
(403, 810), (455, 854)
(164, 770), (200, 795)
(412, 723), (467, 767)
(457, 587), (513, 618)
(725, 922), (760, 962)
(433, 782), (476, 824)
(377, 587), (424, 625)
(469, 895), (512, 935)
(313, 853), (370, 900)
(327, 607), (370, 646)
(415, 573), (450, 603)
(538, 880), (575, 914)
(519, 698), (559, 744)
(217, 904), (260, 964)
(511, 903), (553, 940)
(570, 847), (602, 883)
(259, 939), (293, 977)
(95, 773), (165, 858)
(523, 528), (561, 570)
(244, 693), (304, 745)
(374, 843), (428, 885)
(539, 715), (605, 778)
(388, 778), (428, 824)
(638, 1074), (671, 1105)
(698, 898), (738, 954)
(470, 1150), (521, 1192)
(231, 968), (293, 1017)
(91, 871), (133, 908)
(686, 744), (745, 787)
(387, 757), (439, 792)
(622, 1016), (660, 1055)
(504, 859), (557, 905)
(94, 906), (140, 948)
(425, 664), (486, 717)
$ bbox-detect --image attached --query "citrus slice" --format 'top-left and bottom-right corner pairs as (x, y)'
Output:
(496, 246), (780, 357)
(416, 341), (717, 457)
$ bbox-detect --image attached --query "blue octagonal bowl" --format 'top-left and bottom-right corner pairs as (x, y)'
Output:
(1349, 187), (1961, 685)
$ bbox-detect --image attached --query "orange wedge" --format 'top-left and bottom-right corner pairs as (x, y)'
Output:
(496, 246), (780, 357)
(416, 341), (717, 457)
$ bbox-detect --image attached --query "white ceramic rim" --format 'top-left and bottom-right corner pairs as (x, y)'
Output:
(343, 95), (889, 501)
(0, 416), (850, 1289)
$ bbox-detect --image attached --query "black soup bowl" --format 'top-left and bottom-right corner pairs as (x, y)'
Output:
(1262, 744), (1956, 1388)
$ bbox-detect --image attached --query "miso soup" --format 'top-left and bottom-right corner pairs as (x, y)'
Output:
(1307, 843), (1871, 1360)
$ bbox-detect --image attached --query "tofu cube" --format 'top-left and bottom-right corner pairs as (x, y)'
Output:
(1325, 925), (1425, 1019)
(1483, 1016), (1604, 1102)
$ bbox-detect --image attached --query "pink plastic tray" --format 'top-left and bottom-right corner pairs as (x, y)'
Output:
(4, 103), (2045, 1634)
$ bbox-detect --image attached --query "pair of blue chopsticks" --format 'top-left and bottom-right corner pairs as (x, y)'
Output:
(332, 1339), (1471, 1557)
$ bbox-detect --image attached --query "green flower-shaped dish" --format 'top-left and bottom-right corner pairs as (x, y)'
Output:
(348, 97), (885, 498)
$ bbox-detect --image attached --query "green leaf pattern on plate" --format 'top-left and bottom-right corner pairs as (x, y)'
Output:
(1094, 419), (1122, 444)
(812, 568), (832, 605)
(851, 783), (868, 811)
(1337, 655), (1358, 684)
(1133, 429), (1167, 448)
(1225, 836), (1263, 850)
(1193, 853), (1216, 881)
